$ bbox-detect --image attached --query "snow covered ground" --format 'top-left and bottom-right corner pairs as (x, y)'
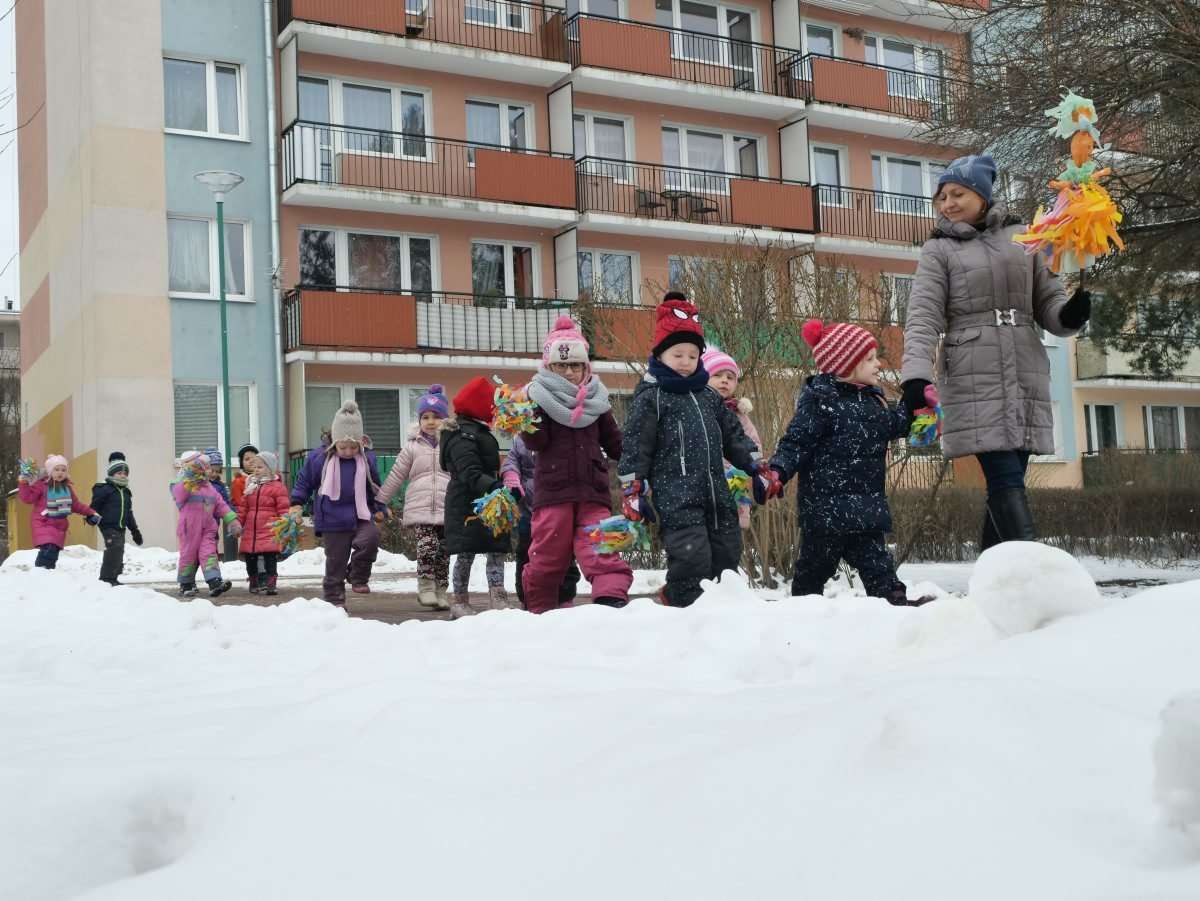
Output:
(1, 542), (1198, 900)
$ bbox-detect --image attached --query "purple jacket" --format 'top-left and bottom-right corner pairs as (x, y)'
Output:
(500, 434), (536, 512)
(290, 446), (383, 534)
(523, 409), (622, 510)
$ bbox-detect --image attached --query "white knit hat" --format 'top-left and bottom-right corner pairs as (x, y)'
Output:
(330, 401), (364, 445)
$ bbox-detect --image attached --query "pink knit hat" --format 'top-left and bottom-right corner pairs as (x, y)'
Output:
(44, 454), (68, 473)
(701, 346), (739, 380)
(542, 314), (590, 366)
(802, 319), (877, 378)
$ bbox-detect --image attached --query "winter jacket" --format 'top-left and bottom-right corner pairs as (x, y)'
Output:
(439, 416), (510, 555)
(18, 478), (96, 548)
(501, 434), (536, 511)
(770, 374), (910, 535)
(376, 428), (448, 526)
(237, 478), (291, 554)
(290, 447), (383, 534)
(231, 473), (248, 509)
(173, 479), (236, 542)
(523, 407), (622, 510)
(901, 202), (1077, 459)
(210, 478), (232, 506)
(90, 481), (140, 534)
(617, 376), (760, 531)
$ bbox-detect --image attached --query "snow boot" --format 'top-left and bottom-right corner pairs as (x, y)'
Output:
(351, 583), (371, 595)
(448, 593), (475, 620)
(178, 581), (198, 598)
(207, 578), (233, 598)
(248, 574), (261, 595)
(433, 581), (451, 610)
(888, 587), (935, 607)
(264, 575), (278, 597)
(983, 488), (1036, 547)
(488, 584), (519, 610)
(593, 596), (629, 608)
(417, 576), (441, 609)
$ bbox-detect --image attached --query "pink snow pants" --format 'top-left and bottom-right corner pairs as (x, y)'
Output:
(178, 530), (220, 584)
(522, 501), (632, 614)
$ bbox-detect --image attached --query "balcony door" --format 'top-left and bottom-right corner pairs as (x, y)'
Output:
(864, 35), (943, 103)
(662, 126), (761, 195)
(297, 77), (332, 182)
(655, 0), (760, 89)
(471, 241), (537, 306)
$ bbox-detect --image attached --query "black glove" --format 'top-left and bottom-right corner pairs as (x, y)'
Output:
(901, 379), (932, 417)
(131, 528), (143, 546)
(1059, 287), (1092, 330)
(85, 514), (101, 526)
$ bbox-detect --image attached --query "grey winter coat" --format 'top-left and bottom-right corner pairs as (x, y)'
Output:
(900, 203), (1078, 459)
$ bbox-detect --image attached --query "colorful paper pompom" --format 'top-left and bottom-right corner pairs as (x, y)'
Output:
(492, 384), (540, 436)
(17, 456), (37, 481)
(467, 486), (521, 537)
(726, 466), (753, 506)
(584, 515), (650, 555)
(180, 459), (208, 492)
(909, 404), (943, 448)
(270, 510), (304, 557)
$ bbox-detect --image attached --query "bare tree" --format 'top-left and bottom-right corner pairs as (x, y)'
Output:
(0, 347), (20, 558)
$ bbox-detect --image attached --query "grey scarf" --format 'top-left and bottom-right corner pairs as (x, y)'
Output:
(528, 368), (611, 428)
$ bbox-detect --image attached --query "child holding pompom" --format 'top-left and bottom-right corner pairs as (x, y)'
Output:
(701, 346), (761, 531)
(522, 315), (631, 613)
(765, 319), (933, 606)
(17, 454), (101, 570)
(237, 451), (290, 596)
(173, 451), (242, 597)
(440, 377), (517, 618)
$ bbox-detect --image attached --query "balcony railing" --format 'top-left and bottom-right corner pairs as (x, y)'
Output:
(279, 0), (567, 61)
(576, 157), (816, 232)
(565, 13), (801, 97)
(282, 121), (577, 209)
(791, 53), (969, 123)
(283, 287), (574, 355)
(815, 185), (934, 245)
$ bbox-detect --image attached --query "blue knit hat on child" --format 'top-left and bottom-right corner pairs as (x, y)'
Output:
(935, 154), (997, 206)
(204, 447), (223, 467)
(417, 383), (450, 419)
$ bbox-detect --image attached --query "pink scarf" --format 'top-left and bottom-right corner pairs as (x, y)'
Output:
(319, 451), (372, 521)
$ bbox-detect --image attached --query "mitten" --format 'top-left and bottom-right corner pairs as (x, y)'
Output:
(85, 514), (101, 526)
(1059, 287), (1092, 330)
(901, 379), (932, 416)
(620, 479), (655, 524)
(131, 528), (143, 546)
(751, 463), (784, 505)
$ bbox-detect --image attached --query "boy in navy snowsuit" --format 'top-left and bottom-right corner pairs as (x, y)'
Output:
(767, 319), (932, 607)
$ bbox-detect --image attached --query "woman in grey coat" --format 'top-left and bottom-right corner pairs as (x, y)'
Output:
(900, 154), (1092, 548)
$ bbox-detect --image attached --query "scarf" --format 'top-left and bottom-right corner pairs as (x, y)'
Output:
(418, 431), (438, 449)
(528, 368), (611, 428)
(243, 473), (279, 496)
(45, 481), (73, 518)
(107, 474), (129, 490)
(319, 449), (372, 522)
(646, 355), (710, 394)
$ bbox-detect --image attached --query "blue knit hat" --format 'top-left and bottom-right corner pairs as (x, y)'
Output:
(935, 154), (997, 206)
(203, 447), (223, 467)
(417, 383), (450, 420)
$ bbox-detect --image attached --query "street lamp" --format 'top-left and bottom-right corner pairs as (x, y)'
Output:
(195, 170), (244, 561)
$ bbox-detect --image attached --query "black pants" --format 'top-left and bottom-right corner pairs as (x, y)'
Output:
(976, 450), (1031, 496)
(662, 516), (742, 608)
(244, 552), (279, 587)
(35, 544), (61, 570)
(99, 528), (126, 583)
(514, 515), (579, 606)
(791, 531), (902, 600)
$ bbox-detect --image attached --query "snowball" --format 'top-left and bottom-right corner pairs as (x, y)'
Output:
(969, 541), (1104, 636)
(1154, 692), (1200, 851)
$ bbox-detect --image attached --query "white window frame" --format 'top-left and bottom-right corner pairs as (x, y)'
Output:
(1143, 404), (1189, 450)
(299, 226), (441, 293)
(167, 215), (253, 302)
(810, 142), (850, 207)
(464, 96), (535, 161)
(569, 0), (628, 16)
(879, 272), (914, 325)
(574, 109), (635, 182)
(1084, 402), (1123, 453)
(871, 152), (944, 214)
(862, 33), (944, 99)
(173, 380), (259, 452)
(307, 383), (427, 448)
(659, 0), (761, 70)
(305, 73), (434, 163)
(163, 56), (247, 141)
(661, 122), (768, 194)
(799, 19), (842, 57)
(469, 239), (541, 301)
(464, 0), (533, 32)
(578, 248), (640, 306)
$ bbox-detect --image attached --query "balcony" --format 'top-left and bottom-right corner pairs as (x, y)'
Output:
(564, 14), (804, 118)
(792, 54), (970, 140)
(814, 185), (934, 258)
(282, 287), (574, 356)
(278, 0), (570, 85)
(576, 157), (816, 241)
(1076, 337), (1200, 381)
(803, 0), (987, 30)
(281, 122), (577, 227)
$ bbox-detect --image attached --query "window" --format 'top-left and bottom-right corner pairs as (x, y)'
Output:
(864, 36), (943, 99)
(567, 0), (622, 16)
(465, 0), (530, 30)
(1084, 404), (1119, 453)
(662, 126), (762, 193)
(578, 250), (635, 305)
(879, 274), (913, 324)
(655, 0), (757, 75)
(305, 386), (342, 449)
(173, 382), (253, 457)
(471, 241), (537, 301)
(356, 388), (405, 454)
(1144, 405), (1183, 449)
(298, 77), (333, 182)
(164, 58), (243, 138)
(466, 100), (530, 162)
(299, 228), (435, 295)
(573, 112), (631, 180)
(812, 145), (847, 206)
(168, 216), (250, 299)
(871, 154), (943, 214)
(335, 80), (427, 157)
(804, 23), (836, 57)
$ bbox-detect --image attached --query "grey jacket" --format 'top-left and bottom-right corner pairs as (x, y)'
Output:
(900, 203), (1077, 459)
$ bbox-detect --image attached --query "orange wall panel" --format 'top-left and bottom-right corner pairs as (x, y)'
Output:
(474, 150), (575, 208)
(16, 0), (46, 250)
(729, 180), (814, 231)
(300, 290), (418, 350)
(20, 278), (50, 371)
(578, 18), (673, 78)
(810, 57), (890, 112)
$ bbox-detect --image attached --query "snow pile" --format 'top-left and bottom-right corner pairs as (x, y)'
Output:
(969, 541), (1104, 635)
(1155, 692), (1200, 853)
(2, 563), (1200, 899)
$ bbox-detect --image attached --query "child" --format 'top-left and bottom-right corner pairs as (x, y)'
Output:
(523, 315), (631, 613)
(701, 346), (762, 531)
(237, 451), (290, 596)
(376, 384), (451, 611)
(618, 294), (774, 608)
(17, 454), (101, 570)
(90, 451), (143, 585)
(501, 433), (580, 610)
(230, 443), (259, 509)
(204, 448), (233, 505)
(440, 376), (517, 618)
(766, 319), (932, 606)
(290, 401), (384, 607)
(173, 451), (242, 597)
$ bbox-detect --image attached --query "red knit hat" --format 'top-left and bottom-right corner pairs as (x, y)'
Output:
(802, 319), (877, 378)
(453, 376), (496, 423)
(652, 292), (705, 356)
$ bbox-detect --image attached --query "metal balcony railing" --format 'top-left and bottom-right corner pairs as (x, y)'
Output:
(564, 13), (802, 97)
(814, 185), (934, 245)
(279, 0), (568, 61)
(282, 121), (576, 208)
(790, 53), (970, 123)
(576, 157), (816, 232)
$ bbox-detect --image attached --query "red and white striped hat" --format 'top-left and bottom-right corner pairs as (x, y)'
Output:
(801, 319), (877, 378)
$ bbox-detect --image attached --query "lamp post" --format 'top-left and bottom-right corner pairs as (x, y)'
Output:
(195, 170), (244, 561)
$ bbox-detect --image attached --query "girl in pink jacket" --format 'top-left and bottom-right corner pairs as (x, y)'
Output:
(376, 384), (451, 610)
(702, 346), (762, 531)
(173, 451), (241, 598)
(17, 454), (100, 569)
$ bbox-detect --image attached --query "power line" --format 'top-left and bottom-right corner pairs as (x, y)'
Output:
(0, 100), (41, 138)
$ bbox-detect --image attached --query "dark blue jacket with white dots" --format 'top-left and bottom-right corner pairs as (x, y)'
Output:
(770, 373), (911, 535)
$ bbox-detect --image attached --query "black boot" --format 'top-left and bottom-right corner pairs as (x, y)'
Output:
(982, 488), (1036, 547)
(178, 581), (198, 598)
(207, 577), (233, 598)
(264, 575), (279, 597)
(592, 596), (628, 608)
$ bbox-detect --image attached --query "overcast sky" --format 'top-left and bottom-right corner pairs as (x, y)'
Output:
(1, 12), (19, 311)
